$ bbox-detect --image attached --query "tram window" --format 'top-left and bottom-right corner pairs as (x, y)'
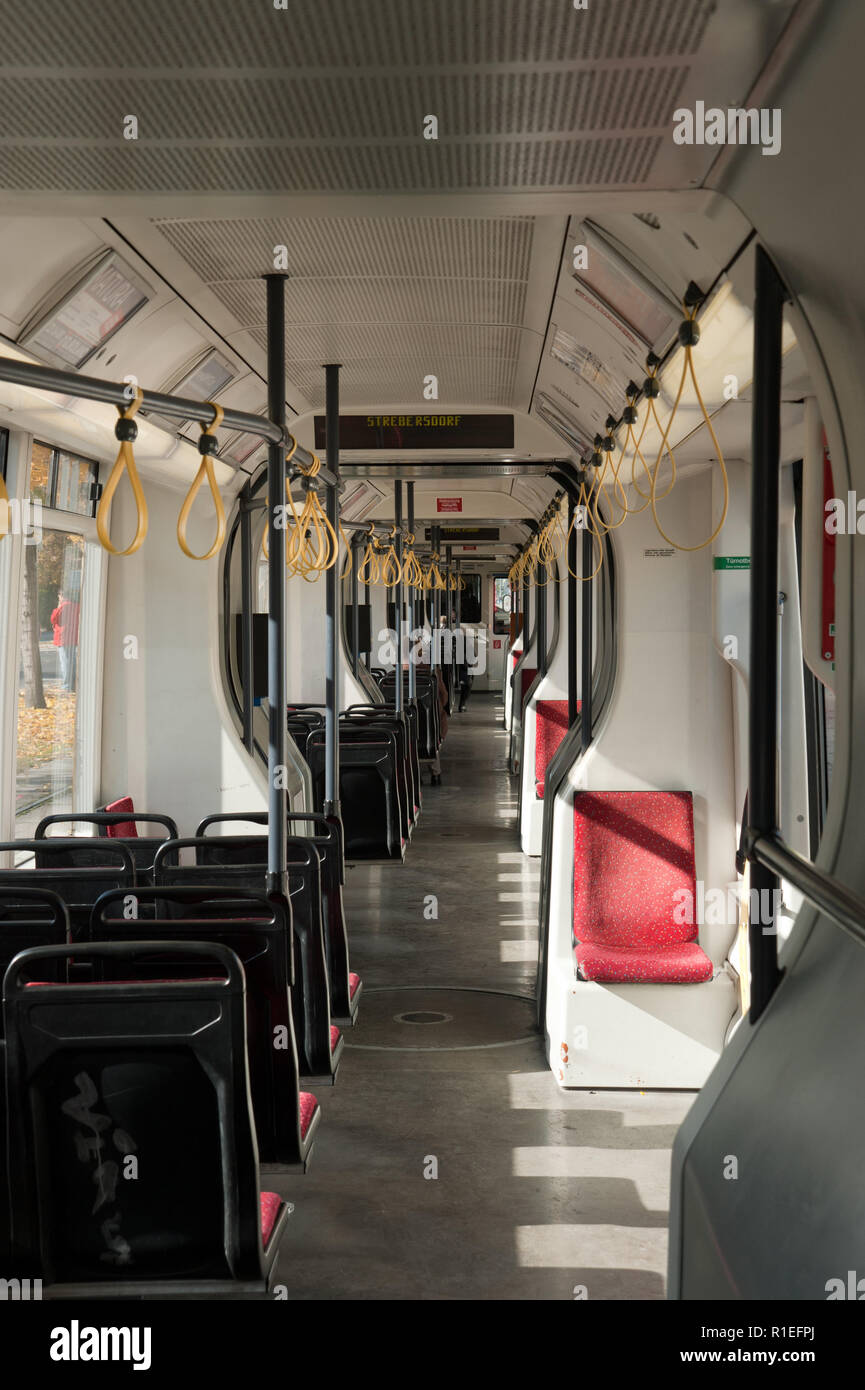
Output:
(28, 440), (98, 517)
(15, 530), (86, 834)
(824, 684), (836, 787)
(492, 575), (511, 634)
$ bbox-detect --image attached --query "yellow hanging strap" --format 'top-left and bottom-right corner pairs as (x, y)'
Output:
(401, 534), (424, 589)
(0, 466), (9, 541)
(566, 472), (605, 582)
(285, 453), (339, 581)
(649, 293), (729, 552)
(620, 382), (654, 514)
(379, 525), (402, 588)
(177, 403), (226, 560)
(590, 424), (628, 536)
(357, 524), (380, 585)
(97, 388), (147, 556)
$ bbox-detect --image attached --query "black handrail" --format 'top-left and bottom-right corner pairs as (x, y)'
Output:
(748, 831), (865, 953)
(0, 353), (336, 486)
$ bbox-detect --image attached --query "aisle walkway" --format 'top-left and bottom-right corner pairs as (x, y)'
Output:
(272, 694), (692, 1300)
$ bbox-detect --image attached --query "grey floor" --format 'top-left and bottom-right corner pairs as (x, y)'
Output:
(271, 693), (694, 1300)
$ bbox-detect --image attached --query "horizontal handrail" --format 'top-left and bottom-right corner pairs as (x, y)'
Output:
(0, 353), (337, 488)
(749, 830), (865, 952)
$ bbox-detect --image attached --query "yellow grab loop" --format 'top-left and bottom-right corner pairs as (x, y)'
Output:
(566, 476), (605, 582)
(591, 435), (628, 536)
(177, 403), (226, 560)
(623, 402), (654, 514)
(649, 300), (729, 552)
(97, 388), (148, 556)
(0, 467), (9, 541)
(358, 527), (381, 585)
(339, 521), (354, 579)
(284, 454), (338, 581)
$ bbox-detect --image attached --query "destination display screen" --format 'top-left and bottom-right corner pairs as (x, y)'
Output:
(313, 413), (514, 450)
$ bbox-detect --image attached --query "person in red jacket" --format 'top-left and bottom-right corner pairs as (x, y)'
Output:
(51, 589), (80, 691)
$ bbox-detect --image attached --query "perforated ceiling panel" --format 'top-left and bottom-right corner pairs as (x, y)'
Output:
(0, 0), (795, 196)
(154, 215), (535, 408)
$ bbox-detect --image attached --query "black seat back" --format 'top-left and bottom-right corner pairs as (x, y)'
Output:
(89, 887), (307, 1167)
(195, 813), (355, 1019)
(0, 887), (70, 1020)
(37, 812), (179, 874)
(3, 940), (266, 1287)
(307, 732), (403, 860)
(0, 840), (135, 939)
(153, 838), (334, 1078)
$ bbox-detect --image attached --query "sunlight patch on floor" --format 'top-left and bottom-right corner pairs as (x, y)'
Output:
(515, 1225), (668, 1270)
(512, 1147), (671, 1211)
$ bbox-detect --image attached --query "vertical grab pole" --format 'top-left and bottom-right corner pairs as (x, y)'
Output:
(568, 490), (578, 729)
(240, 491), (254, 752)
(537, 540), (547, 677)
(431, 524), (440, 671)
(580, 513), (593, 756)
(324, 362), (342, 817)
(394, 481), (404, 714)
(407, 482), (416, 702)
(351, 534), (360, 680)
(264, 273), (288, 893)
(748, 246), (787, 1022)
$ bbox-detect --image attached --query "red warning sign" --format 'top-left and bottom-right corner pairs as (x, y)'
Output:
(436, 497), (462, 513)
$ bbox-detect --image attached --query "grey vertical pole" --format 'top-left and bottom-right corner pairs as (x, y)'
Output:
(581, 522), (593, 756)
(351, 535), (359, 680)
(455, 557), (461, 627)
(364, 561), (371, 670)
(264, 273), (288, 893)
(324, 362), (341, 816)
(407, 483), (416, 701)
(394, 482), (404, 713)
(431, 524), (441, 671)
(240, 493), (254, 752)
(567, 491), (578, 728)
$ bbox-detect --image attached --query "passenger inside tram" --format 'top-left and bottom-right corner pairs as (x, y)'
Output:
(0, 0), (861, 1341)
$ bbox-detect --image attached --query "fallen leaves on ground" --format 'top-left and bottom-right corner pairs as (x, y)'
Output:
(17, 688), (77, 769)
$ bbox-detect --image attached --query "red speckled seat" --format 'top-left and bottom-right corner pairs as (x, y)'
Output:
(260, 1192), (282, 1244)
(349, 972), (361, 999)
(573, 790), (712, 984)
(535, 699), (575, 798)
(299, 1091), (318, 1139)
(520, 667), (537, 705)
(330, 1025), (341, 1052)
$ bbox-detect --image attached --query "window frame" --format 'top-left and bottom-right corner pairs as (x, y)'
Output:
(0, 429), (106, 841)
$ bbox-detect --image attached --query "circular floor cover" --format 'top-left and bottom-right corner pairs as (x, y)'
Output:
(347, 987), (536, 1051)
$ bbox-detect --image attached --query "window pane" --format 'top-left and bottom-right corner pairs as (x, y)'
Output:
(29, 441), (53, 506)
(493, 576), (511, 634)
(54, 450), (96, 515)
(16, 531), (85, 835)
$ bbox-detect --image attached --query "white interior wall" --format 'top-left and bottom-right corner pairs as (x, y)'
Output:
(101, 480), (266, 834)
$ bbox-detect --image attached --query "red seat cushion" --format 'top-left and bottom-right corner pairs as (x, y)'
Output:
(573, 790), (711, 983)
(520, 667), (537, 704)
(260, 1191), (281, 1244)
(535, 699), (577, 798)
(330, 1025), (341, 1052)
(349, 972), (361, 998)
(104, 796), (137, 839)
(299, 1091), (318, 1139)
(576, 939), (713, 984)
